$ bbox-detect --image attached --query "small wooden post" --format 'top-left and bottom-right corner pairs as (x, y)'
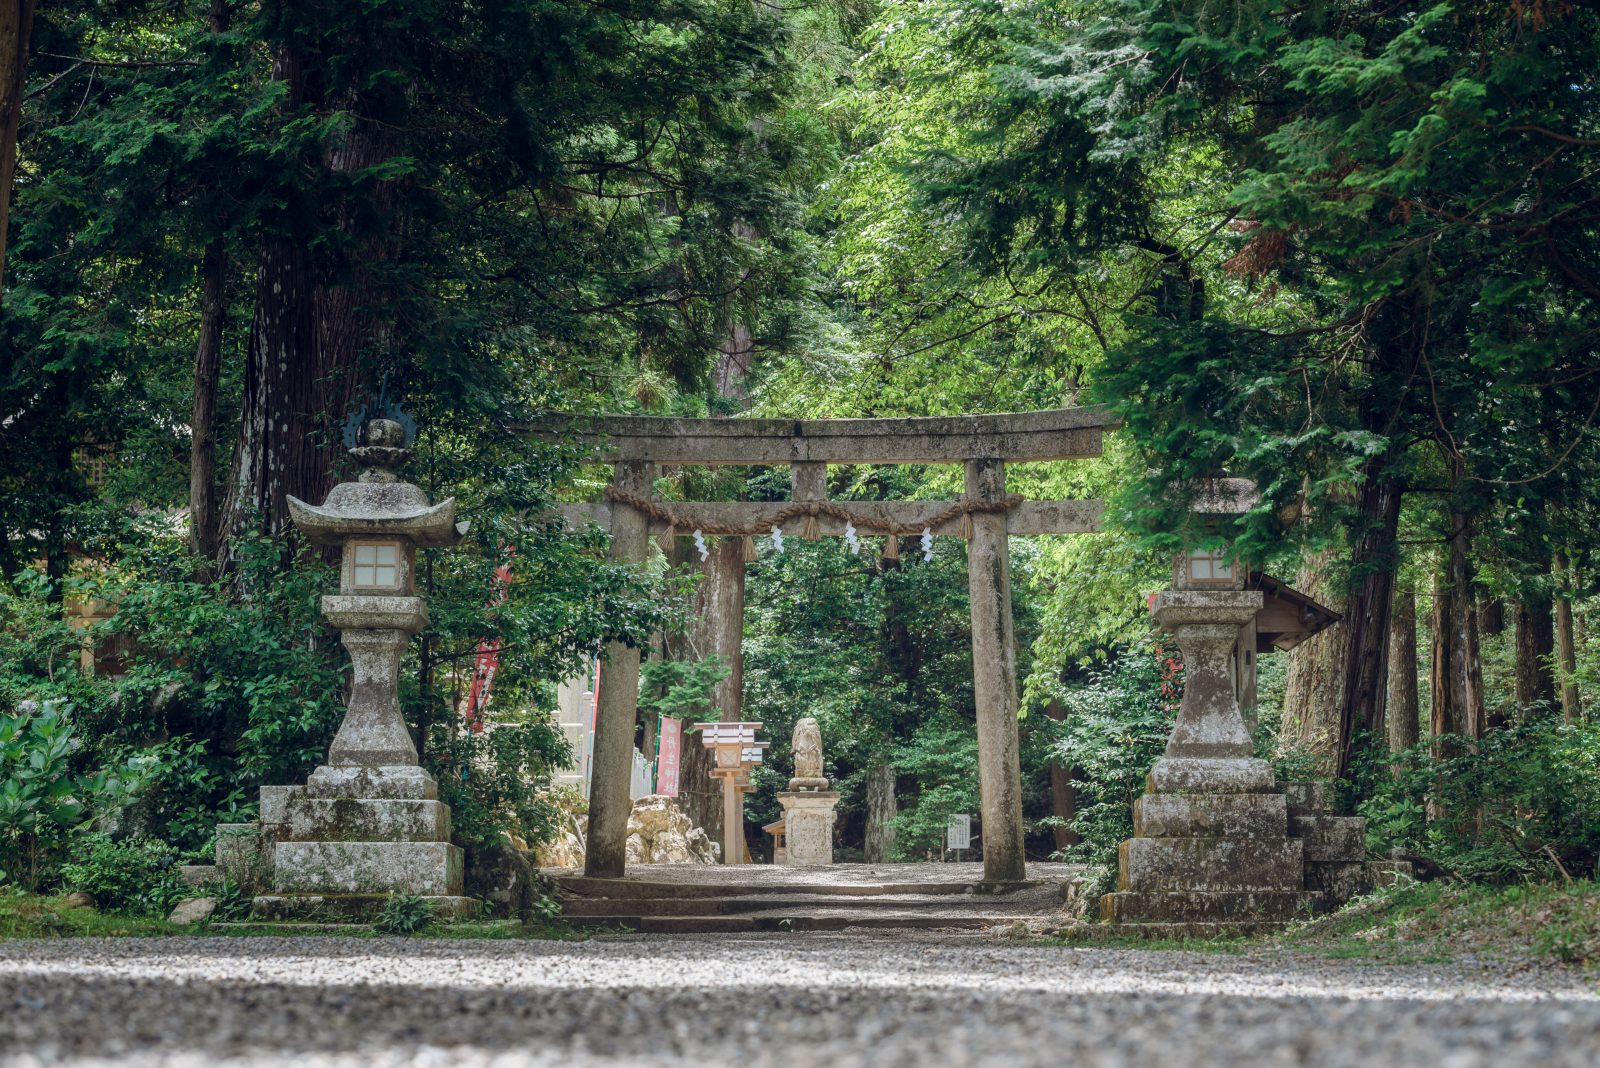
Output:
(965, 457), (1027, 883)
(583, 459), (653, 878)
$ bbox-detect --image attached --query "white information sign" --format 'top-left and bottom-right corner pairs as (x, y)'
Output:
(946, 813), (973, 851)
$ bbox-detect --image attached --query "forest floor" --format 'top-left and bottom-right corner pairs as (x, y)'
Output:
(1268, 879), (1600, 967)
(1, 932), (1596, 1068)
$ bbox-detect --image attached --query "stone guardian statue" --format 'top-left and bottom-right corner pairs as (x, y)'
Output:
(788, 716), (829, 791)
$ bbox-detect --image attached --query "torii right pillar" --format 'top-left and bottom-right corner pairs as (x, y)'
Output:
(966, 458), (1027, 883)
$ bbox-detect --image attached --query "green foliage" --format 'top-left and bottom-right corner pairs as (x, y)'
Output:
(1359, 712), (1600, 883)
(0, 702), (90, 889)
(427, 719), (571, 853)
(375, 893), (436, 936)
(1053, 640), (1182, 876)
(640, 656), (729, 724)
(58, 833), (187, 917)
(0, 702), (162, 891)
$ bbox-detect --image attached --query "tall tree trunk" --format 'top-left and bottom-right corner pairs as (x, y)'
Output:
(1042, 699), (1079, 853)
(218, 42), (398, 556)
(0, 0), (35, 296)
(676, 536), (747, 847)
(1334, 473), (1403, 780)
(1513, 558), (1556, 711)
(1386, 582), (1419, 753)
(1279, 549), (1346, 769)
(863, 760), (897, 862)
(1554, 551), (1582, 723)
(1479, 597), (1505, 637)
(1432, 513), (1485, 748)
(188, 238), (227, 562)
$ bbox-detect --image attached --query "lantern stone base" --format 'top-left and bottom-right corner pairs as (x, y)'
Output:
(252, 894), (480, 923)
(251, 765), (476, 920)
(306, 764), (439, 799)
(777, 791), (839, 866)
(1146, 756), (1275, 794)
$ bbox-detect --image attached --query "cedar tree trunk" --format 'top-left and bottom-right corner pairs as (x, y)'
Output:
(1333, 472), (1403, 779)
(864, 759), (897, 862)
(1386, 582), (1419, 753)
(0, 0), (34, 296)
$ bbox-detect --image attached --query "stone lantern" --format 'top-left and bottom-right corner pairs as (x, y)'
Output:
(251, 415), (477, 921)
(1099, 478), (1318, 933)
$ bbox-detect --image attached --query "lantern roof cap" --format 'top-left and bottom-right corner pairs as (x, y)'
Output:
(286, 417), (467, 546)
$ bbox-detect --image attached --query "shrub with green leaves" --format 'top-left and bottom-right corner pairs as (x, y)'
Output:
(1052, 639), (1182, 874)
(427, 718), (571, 852)
(0, 701), (90, 890)
(376, 893), (435, 935)
(59, 833), (187, 916)
(1360, 711), (1600, 883)
(0, 702), (162, 891)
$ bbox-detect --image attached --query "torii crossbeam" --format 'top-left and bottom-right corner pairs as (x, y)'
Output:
(537, 405), (1121, 883)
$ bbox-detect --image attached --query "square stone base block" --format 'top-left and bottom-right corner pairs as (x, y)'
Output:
(274, 841), (464, 896)
(287, 797), (451, 843)
(304, 765), (439, 800)
(252, 894), (479, 923)
(1290, 814), (1367, 862)
(1135, 793), (1287, 838)
(1101, 890), (1322, 924)
(776, 791), (840, 866)
(1305, 859), (1414, 907)
(1119, 837), (1304, 893)
(1146, 757), (1275, 794)
(1280, 780), (1328, 817)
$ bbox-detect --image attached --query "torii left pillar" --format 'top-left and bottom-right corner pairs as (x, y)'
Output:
(967, 457), (1027, 883)
(585, 459), (653, 878)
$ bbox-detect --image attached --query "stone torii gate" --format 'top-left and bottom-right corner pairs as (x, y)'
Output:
(546, 406), (1120, 884)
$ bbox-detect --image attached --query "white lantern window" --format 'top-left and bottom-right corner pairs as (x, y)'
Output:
(1187, 548), (1234, 585)
(352, 541), (401, 589)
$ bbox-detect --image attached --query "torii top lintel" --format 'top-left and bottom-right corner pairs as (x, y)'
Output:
(531, 405), (1120, 466)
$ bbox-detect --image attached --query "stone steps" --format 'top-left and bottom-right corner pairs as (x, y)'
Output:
(561, 893), (1006, 918)
(598, 912), (1014, 934)
(552, 870), (1059, 934)
(551, 874), (1025, 900)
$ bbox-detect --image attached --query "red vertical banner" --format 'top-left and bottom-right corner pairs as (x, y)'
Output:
(656, 717), (682, 797)
(463, 554), (516, 733)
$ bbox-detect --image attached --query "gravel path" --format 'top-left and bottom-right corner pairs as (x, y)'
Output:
(2, 934), (1595, 1068)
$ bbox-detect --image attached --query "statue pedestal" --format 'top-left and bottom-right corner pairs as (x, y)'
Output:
(777, 791), (839, 866)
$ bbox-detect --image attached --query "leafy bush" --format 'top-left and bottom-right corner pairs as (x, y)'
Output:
(427, 717), (571, 851)
(1051, 639), (1182, 877)
(376, 893), (435, 935)
(0, 702), (161, 890)
(887, 723), (980, 858)
(58, 833), (186, 916)
(639, 656), (729, 723)
(1359, 710), (1600, 882)
(0, 702), (91, 890)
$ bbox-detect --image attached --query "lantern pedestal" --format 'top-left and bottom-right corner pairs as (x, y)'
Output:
(1098, 587), (1321, 933)
(234, 415), (477, 923)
